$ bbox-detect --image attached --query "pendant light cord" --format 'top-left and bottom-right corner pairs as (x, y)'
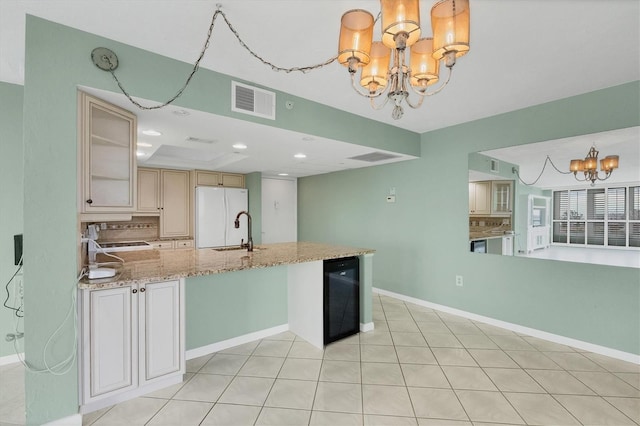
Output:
(103, 6), (338, 110)
(513, 155), (572, 186)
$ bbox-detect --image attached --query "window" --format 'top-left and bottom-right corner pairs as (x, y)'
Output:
(552, 185), (639, 248)
(552, 191), (568, 243)
(629, 186), (640, 247)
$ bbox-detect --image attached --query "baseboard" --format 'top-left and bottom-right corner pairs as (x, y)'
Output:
(43, 413), (82, 426)
(80, 374), (183, 414)
(360, 322), (374, 332)
(186, 324), (289, 360)
(373, 287), (640, 365)
(0, 352), (23, 366)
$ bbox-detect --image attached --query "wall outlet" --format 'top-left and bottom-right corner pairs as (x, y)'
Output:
(455, 275), (464, 287)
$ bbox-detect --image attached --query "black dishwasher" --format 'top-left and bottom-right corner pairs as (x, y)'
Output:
(324, 256), (360, 345)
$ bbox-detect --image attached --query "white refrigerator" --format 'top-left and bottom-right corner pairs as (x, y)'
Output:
(195, 187), (249, 248)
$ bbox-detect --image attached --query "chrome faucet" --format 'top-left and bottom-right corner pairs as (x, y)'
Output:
(234, 211), (253, 252)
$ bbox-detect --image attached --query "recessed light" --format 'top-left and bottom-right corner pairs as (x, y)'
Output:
(142, 129), (162, 136)
(232, 143), (248, 150)
(172, 109), (190, 116)
(294, 153), (307, 159)
(278, 173), (289, 176)
(136, 151), (145, 157)
(137, 142), (152, 148)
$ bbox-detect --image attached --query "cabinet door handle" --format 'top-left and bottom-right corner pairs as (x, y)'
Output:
(140, 287), (146, 293)
(86, 199), (93, 204)
(132, 289), (137, 294)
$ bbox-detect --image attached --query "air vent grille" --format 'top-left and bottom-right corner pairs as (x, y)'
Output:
(185, 136), (217, 144)
(231, 81), (276, 120)
(234, 85), (254, 112)
(348, 152), (401, 162)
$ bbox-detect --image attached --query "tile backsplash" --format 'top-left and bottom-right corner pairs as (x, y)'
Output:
(469, 216), (512, 232)
(82, 216), (160, 242)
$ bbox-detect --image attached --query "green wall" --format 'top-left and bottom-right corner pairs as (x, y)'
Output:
(245, 172), (263, 245)
(21, 16), (419, 424)
(17, 12), (640, 424)
(299, 81), (640, 356)
(186, 267), (288, 349)
(0, 82), (24, 358)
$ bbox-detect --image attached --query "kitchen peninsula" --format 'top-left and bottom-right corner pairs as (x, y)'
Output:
(82, 241), (374, 289)
(78, 242), (374, 413)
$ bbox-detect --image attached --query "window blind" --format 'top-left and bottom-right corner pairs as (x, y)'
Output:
(629, 186), (640, 220)
(552, 184), (637, 249)
(607, 187), (626, 220)
(587, 188), (605, 220)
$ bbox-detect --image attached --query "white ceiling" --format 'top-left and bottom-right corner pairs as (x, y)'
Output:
(475, 127), (640, 189)
(81, 87), (416, 177)
(2, 1), (639, 177)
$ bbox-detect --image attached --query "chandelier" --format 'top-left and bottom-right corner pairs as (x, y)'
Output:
(338, 0), (470, 120)
(569, 147), (619, 186)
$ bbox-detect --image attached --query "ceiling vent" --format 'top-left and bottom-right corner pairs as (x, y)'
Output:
(348, 151), (401, 162)
(490, 158), (500, 173)
(231, 81), (276, 120)
(185, 136), (218, 144)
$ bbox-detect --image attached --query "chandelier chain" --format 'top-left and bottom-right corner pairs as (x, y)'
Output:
(513, 155), (572, 186)
(104, 7), (338, 110)
(218, 10), (338, 74)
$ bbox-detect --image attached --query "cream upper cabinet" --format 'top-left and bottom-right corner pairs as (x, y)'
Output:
(194, 170), (220, 186)
(469, 181), (491, 215)
(79, 92), (137, 213)
(160, 169), (191, 238)
(221, 173), (244, 188)
(194, 170), (244, 188)
(137, 168), (160, 214)
(491, 181), (513, 216)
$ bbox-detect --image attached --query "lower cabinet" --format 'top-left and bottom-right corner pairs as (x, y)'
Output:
(527, 226), (550, 253)
(80, 279), (185, 413)
(149, 239), (194, 250)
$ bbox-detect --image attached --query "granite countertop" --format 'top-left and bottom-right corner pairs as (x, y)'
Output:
(469, 230), (514, 241)
(79, 242), (375, 289)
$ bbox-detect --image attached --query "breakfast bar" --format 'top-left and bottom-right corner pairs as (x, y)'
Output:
(81, 241), (374, 290)
(78, 242), (374, 413)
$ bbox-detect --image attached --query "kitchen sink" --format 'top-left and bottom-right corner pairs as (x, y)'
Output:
(213, 246), (264, 252)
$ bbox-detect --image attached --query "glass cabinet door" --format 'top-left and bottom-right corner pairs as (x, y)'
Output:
(81, 92), (137, 213)
(491, 181), (513, 214)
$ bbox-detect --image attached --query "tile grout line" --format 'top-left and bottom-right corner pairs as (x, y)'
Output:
(417, 301), (475, 424)
(381, 297), (418, 422)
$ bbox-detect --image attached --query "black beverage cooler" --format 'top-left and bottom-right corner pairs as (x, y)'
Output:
(323, 256), (360, 345)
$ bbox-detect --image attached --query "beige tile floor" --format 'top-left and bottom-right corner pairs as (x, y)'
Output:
(1, 293), (639, 425)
